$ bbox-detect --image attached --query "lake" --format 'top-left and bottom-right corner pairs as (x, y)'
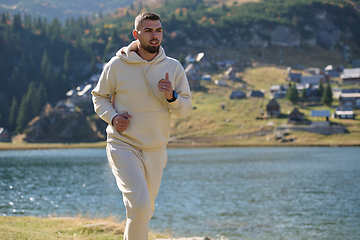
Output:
(1, 147), (359, 239)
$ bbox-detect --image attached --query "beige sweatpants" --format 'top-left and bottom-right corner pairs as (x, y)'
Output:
(106, 142), (167, 240)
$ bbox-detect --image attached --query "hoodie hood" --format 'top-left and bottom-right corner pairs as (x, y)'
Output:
(116, 40), (166, 64)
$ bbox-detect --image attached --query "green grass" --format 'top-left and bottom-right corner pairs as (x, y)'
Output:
(0, 216), (168, 240)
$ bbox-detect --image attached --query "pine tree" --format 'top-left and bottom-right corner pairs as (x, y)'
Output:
(63, 49), (71, 74)
(37, 81), (48, 111)
(318, 81), (324, 97)
(11, 13), (22, 33)
(89, 54), (97, 75)
(321, 82), (333, 106)
(301, 88), (307, 100)
(16, 95), (30, 133)
(8, 96), (18, 131)
(286, 83), (299, 103)
(26, 81), (38, 117)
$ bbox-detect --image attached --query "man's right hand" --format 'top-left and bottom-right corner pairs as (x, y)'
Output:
(112, 113), (133, 132)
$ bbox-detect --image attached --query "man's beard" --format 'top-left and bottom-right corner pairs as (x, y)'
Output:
(141, 41), (160, 54)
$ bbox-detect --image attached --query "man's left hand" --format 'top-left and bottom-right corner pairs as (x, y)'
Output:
(158, 73), (173, 100)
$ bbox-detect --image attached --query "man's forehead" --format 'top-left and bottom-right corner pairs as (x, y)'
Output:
(138, 19), (162, 30)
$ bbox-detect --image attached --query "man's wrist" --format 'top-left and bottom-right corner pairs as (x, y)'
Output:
(167, 90), (178, 103)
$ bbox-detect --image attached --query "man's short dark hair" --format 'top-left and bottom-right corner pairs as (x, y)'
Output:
(134, 12), (161, 30)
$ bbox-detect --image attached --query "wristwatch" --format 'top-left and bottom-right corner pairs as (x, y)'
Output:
(167, 90), (178, 103)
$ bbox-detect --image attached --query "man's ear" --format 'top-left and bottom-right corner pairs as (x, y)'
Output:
(133, 30), (138, 40)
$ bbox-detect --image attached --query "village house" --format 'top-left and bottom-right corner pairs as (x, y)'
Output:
(324, 65), (341, 78)
(224, 67), (237, 80)
(0, 127), (10, 142)
(215, 79), (227, 86)
(311, 110), (331, 126)
(230, 90), (246, 99)
(333, 107), (355, 119)
(266, 99), (281, 117)
(288, 108), (304, 124)
(300, 75), (324, 85)
(66, 84), (93, 104)
(247, 90), (264, 98)
(287, 71), (302, 82)
(270, 84), (288, 99)
(339, 92), (360, 108)
(296, 84), (321, 101)
(341, 68), (360, 85)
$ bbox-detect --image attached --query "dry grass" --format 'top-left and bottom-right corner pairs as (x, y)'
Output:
(0, 142), (106, 150)
(0, 216), (168, 240)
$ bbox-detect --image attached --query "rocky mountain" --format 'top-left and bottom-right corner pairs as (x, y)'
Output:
(0, 0), (136, 21)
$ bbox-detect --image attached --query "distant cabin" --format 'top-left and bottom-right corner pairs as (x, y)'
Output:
(334, 108), (355, 119)
(287, 72), (302, 82)
(247, 90), (264, 98)
(266, 99), (280, 117)
(311, 110), (331, 126)
(339, 93), (360, 109)
(300, 75), (324, 85)
(288, 108), (304, 123)
(230, 91), (246, 99)
(341, 68), (360, 85)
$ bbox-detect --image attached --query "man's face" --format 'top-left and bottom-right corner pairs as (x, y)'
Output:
(135, 19), (163, 54)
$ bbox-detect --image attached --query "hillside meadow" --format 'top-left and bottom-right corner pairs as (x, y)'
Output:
(1, 65), (359, 150)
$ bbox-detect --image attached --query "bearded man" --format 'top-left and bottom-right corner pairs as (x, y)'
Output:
(91, 11), (191, 240)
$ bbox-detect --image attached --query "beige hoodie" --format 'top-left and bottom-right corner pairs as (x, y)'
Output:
(91, 41), (191, 151)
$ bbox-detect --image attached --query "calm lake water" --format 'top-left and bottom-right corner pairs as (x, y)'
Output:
(1, 147), (359, 240)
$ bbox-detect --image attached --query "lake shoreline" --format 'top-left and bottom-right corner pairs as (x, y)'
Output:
(0, 141), (359, 150)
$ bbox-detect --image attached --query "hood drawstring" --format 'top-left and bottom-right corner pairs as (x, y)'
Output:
(141, 60), (164, 105)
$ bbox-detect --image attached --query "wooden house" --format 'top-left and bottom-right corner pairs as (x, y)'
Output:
(339, 92), (360, 109)
(266, 99), (281, 117)
(341, 68), (360, 85)
(311, 110), (331, 126)
(288, 108), (304, 123)
(247, 90), (264, 98)
(334, 108), (355, 119)
(230, 91), (246, 99)
(287, 72), (302, 82)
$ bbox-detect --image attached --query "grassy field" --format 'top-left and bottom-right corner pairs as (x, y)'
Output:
(169, 65), (360, 147)
(0, 216), (168, 240)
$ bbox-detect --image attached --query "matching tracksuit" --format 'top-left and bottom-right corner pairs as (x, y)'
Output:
(91, 40), (191, 240)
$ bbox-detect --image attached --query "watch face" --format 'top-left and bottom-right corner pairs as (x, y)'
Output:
(174, 91), (178, 98)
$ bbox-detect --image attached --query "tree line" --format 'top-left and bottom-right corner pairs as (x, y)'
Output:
(1, 0), (359, 135)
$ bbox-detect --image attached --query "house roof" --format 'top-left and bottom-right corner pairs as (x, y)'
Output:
(267, 99), (280, 107)
(288, 72), (302, 80)
(335, 110), (354, 115)
(340, 93), (360, 98)
(290, 108), (302, 115)
(341, 68), (360, 79)
(311, 110), (330, 117)
(301, 75), (322, 84)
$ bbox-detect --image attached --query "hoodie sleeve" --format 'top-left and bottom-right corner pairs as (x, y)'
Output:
(168, 67), (192, 118)
(91, 61), (118, 125)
